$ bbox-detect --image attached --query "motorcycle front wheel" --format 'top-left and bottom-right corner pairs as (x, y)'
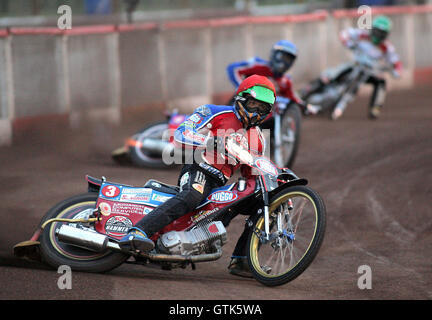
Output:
(247, 185), (326, 286)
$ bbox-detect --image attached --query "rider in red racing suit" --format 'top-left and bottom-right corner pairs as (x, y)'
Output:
(119, 75), (277, 278)
(227, 40), (318, 116)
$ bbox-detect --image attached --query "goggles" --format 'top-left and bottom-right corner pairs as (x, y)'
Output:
(244, 98), (272, 116)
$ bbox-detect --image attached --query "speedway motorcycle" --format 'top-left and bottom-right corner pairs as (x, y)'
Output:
(15, 134), (325, 287)
(299, 44), (396, 120)
(112, 96), (302, 169)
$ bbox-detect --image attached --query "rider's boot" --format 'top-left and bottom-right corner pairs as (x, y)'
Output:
(368, 105), (381, 119)
(332, 90), (355, 120)
(119, 227), (155, 252)
(331, 103), (345, 120)
(228, 256), (253, 278)
(304, 104), (321, 116)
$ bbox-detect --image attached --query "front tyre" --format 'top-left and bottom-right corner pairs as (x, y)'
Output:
(39, 193), (128, 273)
(247, 185), (326, 286)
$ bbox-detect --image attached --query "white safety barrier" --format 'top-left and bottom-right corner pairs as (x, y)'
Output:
(0, 5), (431, 145)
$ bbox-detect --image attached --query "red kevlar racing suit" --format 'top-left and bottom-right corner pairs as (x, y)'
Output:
(135, 104), (264, 259)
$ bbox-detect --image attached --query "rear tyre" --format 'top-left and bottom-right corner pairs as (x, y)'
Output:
(273, 104), (302, 169)
(39, 193), (128, 273)
(129, 121), (174, 169)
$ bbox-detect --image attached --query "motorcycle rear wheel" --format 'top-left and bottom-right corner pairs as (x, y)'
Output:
(247, 185), (326, 286)
(39, 193), (128, 273)
(129, 121), (174, 169)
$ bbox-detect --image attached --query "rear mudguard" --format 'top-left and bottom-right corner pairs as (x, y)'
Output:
(14, 175), (104, 261)
(86, 175), (103, 193)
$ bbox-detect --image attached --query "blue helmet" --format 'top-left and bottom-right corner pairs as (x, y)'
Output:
(270, 40), (298, 77)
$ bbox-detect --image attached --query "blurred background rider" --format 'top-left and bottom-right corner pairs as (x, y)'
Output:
(227, 40), (319, 116)
(302, 15), (403, 120)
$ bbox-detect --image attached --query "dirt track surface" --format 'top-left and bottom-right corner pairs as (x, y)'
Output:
(0, 86), (431, 300)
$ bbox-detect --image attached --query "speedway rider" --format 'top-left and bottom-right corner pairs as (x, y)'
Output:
(303, 15), (402, 119)
(227, 40), (319, 116)
(120, 75), (277, 278)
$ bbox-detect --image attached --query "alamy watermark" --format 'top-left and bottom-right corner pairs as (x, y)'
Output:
(357, 5), (372, 30)
(57, 5), (72, 30)
(57, 265), (72, 290)
(357, 265), (372, 289)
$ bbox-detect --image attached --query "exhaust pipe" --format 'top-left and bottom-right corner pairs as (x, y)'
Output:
(56, 225), (120, 252)
(143, 241), (223, 263)
(56, 225), (222, 263)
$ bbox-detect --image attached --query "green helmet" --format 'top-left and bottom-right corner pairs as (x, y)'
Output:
(371, 15), (392, 45)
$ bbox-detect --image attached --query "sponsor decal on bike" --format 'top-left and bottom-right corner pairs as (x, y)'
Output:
(208, 223), (219, 233)
(255, 158), (278, 176)
(208, 190), (238, 203)
(122, 187), (152, 194)
(111, 202), (147, 216)
(101, 185), (121, 198)
(98, 202), (111, 216)
(151, 182), (162, 188)
(120, 193), (151, 202)
(143, 207), (153, 215)
(152, 193), (172, 203)
(118, 187), (152, 203)
(192, 207), (219, 223)
(105, 216), (133, 236)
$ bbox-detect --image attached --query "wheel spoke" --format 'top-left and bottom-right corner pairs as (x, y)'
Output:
(252, 190), (321, 279)
(282, 133), (295, 143)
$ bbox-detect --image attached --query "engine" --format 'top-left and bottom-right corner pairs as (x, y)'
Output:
(157, 221), (227, 256)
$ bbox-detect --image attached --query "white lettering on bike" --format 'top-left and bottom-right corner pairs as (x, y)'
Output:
(192, 207), (219, 223)
(102, 185), (120, 198)
(105, 216), (133, 236)
(208, 191), (237, 203)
